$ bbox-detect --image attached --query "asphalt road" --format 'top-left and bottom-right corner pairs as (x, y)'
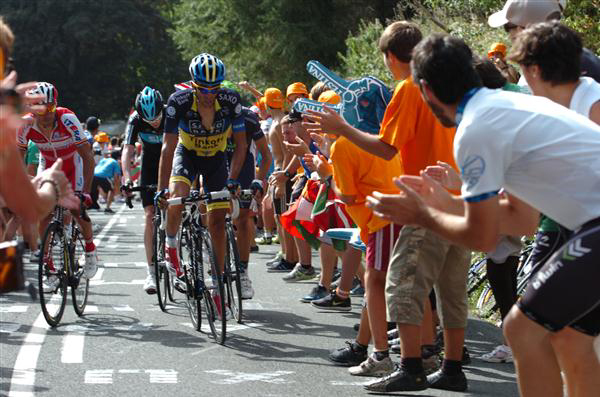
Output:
(1, 203), (524, 396)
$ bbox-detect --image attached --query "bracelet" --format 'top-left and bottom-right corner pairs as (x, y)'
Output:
(39, 179), (60, 204)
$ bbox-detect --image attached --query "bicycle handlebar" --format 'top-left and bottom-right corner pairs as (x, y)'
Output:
(166, 190), (231, 206)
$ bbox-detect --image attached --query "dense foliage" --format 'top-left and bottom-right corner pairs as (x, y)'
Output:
(1, 0), (187, 120)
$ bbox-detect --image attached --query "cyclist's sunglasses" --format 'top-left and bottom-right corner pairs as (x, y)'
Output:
(33, 103), (56, 115)
(191, 81), (221, 94)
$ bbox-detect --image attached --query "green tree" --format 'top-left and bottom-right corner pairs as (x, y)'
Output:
(1, 0), (187, 120)
(170, 0), (396, 93)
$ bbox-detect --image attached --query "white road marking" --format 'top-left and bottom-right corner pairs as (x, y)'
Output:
(243, 302), (264, 310)
(85, 305), (99, 313)
(90, 279), (145, 286)
(137, 244), (145, 248)
(103, 262), (118, 267)
(113, 305), (134, 312)
(0, 305), (28, 313)
(106, 244), (119, 249)
(9, 207), (124, 395)
(62, 323), (153, 333)
(118, 369), (141, 374)
(179, 322), (262, 334)
(61, 333), (85, 364)
(146, 369), (178, 384)
(118, 217), (127, 224)
(85, 370), (113, 384)
(204, 370), (295, 385)
(8, 313), (49, 396)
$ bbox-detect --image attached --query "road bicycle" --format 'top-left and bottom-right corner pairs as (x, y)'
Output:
(38, 198), (90, 327)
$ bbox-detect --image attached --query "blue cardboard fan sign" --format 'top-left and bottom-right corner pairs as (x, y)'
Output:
(296, 60), (392, 134)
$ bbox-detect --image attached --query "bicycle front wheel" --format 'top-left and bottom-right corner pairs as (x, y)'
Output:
(70, 224), (89, 316)
(225, 224), (242, 324)
(38, 223), (67, 327)
(202, 230), (226, 344)
(180, 223), (201, 331)
(153, 218), (168, 312)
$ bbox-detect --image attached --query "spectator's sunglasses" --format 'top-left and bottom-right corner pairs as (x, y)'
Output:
(191, 81), (221, 94)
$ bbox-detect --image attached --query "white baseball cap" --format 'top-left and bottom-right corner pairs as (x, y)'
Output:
(488, 0), (566, 28)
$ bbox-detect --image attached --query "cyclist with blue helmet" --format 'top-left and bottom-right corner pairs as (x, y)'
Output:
(157, 53), (247, 310)
(122, 86), (166, 295)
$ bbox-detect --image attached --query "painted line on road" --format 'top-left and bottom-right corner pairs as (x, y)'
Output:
(204, 370), (295, 385)
(90, 268), (104, 281)
(9, 206), (125, 396)
(61, 333), (84, 364)
(85, 370), (113, 384)
(146, 369), (178, 384)
(0, 305), (28, 313)
(8, 313), (49, 396)
(113, 305), (134, 312)
(85, 305), (99, 313)
(0, 323), (21, 334)
(90, 279), (145, 286)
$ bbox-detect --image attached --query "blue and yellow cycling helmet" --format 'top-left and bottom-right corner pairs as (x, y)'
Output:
(189, 53), (226, 87)
(135, 86), (163, 121)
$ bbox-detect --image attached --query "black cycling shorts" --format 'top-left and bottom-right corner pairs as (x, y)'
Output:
(170, 144), (227, 193)
(517, 217), (600, 336)
(140, 153), (159, 208)
(527, 225), (570, 275)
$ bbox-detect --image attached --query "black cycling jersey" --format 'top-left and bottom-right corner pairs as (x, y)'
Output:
(164, 88), (245, 157)
(226, 107), (265, 156)
(124, 107), (166, 159)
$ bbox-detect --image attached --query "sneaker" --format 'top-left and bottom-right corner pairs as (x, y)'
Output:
(282, 263), (316, 282)
(349, 355), (394, 377)
(300, 285), (328, 303)
(250, 245), (259, 253)
(426, 369), (467, 392)
(266, 252), (283, 266)
(267, 259), (296, 273)
(240, 273), (255, 299)
(328, 341), (368, 367)
(311, 291), (351, 312)
(42, 275), (61, 293)
(30, 249), (40, 263)
(364, 368), (428, 392)
(272, 235), (279, 244)
(255, 236), (272, 245)
(143, 273), (157, 295)
(104, 207), (115, 214)
(387, 328), (398, 340)
(83, 250), (98, 278)
(349, 283), (364, 296)
(479, 344), (513, 363)
(90, 202), (101, 210)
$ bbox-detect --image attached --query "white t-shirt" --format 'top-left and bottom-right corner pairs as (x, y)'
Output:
(455, 88), (600, 230)
(570, 77), (600, 118)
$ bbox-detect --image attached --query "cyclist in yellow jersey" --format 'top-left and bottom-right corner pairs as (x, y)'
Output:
(157, 54), (248, 303)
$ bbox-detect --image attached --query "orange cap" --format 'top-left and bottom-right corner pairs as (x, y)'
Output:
(286, 82), (309, 98)
(487, 42), (507, 59)
(318, 90), (341, 105)
(95, 132), (109, 143)
(264, 88), (284, 109)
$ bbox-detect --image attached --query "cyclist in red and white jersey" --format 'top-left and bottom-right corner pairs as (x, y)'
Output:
(16, 82), (98, 278)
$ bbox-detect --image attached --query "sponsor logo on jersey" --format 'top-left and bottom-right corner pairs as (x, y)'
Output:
(167, 106), (176, 117)
(460, 155), (485, 189)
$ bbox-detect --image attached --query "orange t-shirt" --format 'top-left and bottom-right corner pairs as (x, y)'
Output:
(379, 76), (458, 176)
(330, 136), (403, 243)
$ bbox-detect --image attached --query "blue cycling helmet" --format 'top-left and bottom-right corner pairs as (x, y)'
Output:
(189, 53), (226, 87)
(135, 86), (163, 121)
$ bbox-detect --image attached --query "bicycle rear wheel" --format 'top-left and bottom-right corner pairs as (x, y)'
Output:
(225, 224), (242, 324)
(467, 258), (488, 296)
(202, 230), (226, 344)
(38, 223), (67, 327)
(153, 218), (168, 311)
(70, 224), (89, 316)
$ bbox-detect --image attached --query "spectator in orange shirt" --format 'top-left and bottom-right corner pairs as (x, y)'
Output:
(304, 21), (471, 393)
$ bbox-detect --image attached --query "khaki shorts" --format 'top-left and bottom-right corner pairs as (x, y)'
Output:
(385, 226), (470, 329)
